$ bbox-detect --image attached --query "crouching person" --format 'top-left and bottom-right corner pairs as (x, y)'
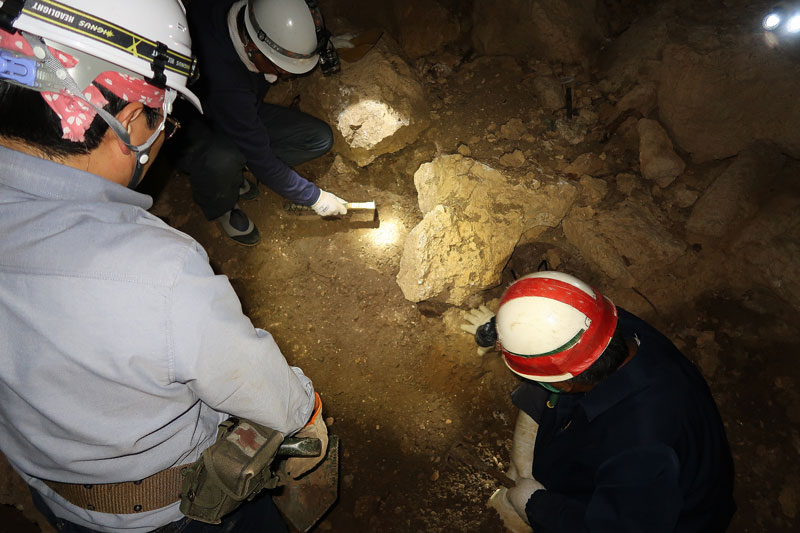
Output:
(463, 271), (736, 533)
(0, 1), (325, 531)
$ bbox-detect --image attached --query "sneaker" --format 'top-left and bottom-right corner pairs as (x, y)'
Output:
(216, 205), (260, 246)
(239, 176), (259, 201)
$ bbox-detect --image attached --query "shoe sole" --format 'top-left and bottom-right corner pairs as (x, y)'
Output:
(216, 220), (261, 246)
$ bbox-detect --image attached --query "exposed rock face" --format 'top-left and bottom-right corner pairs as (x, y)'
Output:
(319, 0), (462, 60)
(394, 1), (460, 59)
(562, 198), (687, 287)
(471, 0), (604, 65)
(396, 155), (577, 304)
(687, 144), (786, 239)
(732, 193), (800, 312)
(658, 41), (800, 163)
(597, 8), (670, 89)
(299, 40), (429, 167)
(638, 119), (685, 187)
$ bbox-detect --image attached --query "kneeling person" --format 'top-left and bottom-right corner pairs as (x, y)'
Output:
(464, 271), (736, 532)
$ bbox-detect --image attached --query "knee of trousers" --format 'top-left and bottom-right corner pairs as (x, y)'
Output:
(307, 122), (334, 154)
(197, 144), (247, 181)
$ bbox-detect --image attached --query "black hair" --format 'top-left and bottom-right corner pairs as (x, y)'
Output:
(568, 325), (630, 386)
(0, 80), (160, 158)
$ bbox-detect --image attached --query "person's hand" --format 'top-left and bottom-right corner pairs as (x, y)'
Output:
(507, 477), (545, 525)
(311, 190), (348, 216)
(460, 305), (496, 355)
(284, 393), (329, 479)
(487, 487), (533, 533)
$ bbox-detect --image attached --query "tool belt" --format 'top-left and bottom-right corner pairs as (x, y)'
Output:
(44, 464), (187, 514)
(43, 418), (290, 522)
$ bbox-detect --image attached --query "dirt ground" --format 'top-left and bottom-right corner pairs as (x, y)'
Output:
(2, 32), (800, 533)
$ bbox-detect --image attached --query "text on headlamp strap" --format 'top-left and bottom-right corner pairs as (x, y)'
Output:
(18, 0), (194, 78)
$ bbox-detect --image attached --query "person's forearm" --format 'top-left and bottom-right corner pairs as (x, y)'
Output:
(511, 411), (538, 478)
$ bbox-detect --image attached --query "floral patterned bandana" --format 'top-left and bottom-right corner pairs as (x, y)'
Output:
(0, 29), (165, 142)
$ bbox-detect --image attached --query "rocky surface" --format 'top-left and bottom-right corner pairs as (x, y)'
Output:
(298, 38), (430, 167)
(397, 154), (576, 304)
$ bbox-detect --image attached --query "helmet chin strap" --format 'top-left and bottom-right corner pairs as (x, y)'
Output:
(127, 146), (153, 189)
(22, 33), (175, 189)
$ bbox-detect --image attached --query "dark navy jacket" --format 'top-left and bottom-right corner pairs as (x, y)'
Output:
(512, 309), (735, 533)
(186, 0), (320, 205)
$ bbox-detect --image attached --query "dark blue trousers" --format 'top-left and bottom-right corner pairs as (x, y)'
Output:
(31, 488), (288, 533)
(175, 104), (332, 220)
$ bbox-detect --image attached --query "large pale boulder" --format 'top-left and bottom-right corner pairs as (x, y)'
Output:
(397, 155), (577, 304)
(658, 41), (800, 162)
(471, 0), (604, 65)
(298, 40), (429, 167)
(687, 144), (786, 239)
(562, 198), (686, 287)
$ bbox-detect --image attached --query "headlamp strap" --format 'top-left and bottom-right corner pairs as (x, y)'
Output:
(146, 41), (168, 89)
(21, 33), (173, 188)
(0, 0), (25, 32)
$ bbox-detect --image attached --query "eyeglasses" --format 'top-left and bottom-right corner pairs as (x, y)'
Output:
(163, 115), (181, 140)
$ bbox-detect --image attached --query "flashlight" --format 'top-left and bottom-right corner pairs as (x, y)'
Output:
(787, 13), (800, 32)
(763, 12), (782, 30)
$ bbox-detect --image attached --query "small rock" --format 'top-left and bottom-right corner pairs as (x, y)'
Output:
(500, 118), (527, 141)
(545, 248), (562, 269)
(638, 118), (685, 187)
(672, 185), (700, 209)
(430, 470), (440, 481)
(500, 149), (526, 168)
(530, 76), (564, 111)
(457, 144), (471, 156)
(579, 175), (608, 204)
(564, 152), (607, 176)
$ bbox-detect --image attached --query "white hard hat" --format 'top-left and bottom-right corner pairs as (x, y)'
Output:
(5, 0), (201, 110)
(244, 0), (320, 75)
(496, 271), (618, 382)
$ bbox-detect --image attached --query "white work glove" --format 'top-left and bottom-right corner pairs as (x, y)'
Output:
(507, 477), (545, 525)
(311, 190), (348, 217)
(284, 393), (329, 479)
(330, 33), (355, 49)
(488, 488), (533, 533)
(460, 304), (496, 355)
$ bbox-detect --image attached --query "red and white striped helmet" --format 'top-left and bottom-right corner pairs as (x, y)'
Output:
(496, 271), (618, 382)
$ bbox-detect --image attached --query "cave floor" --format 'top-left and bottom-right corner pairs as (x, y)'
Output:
(2, 55), (799, 533)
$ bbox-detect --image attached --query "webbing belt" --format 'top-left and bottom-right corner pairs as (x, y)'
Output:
(44, 464), (189, 514)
